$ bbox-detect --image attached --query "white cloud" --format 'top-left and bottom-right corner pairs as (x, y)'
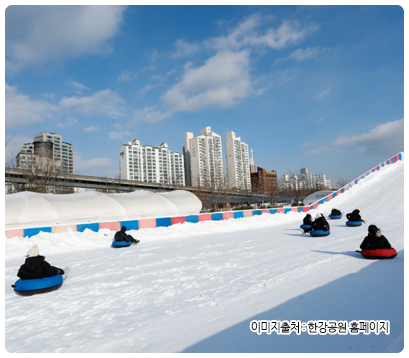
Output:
(172, 14), (319, 58)
(66, 80), (89, 94)
(6, 5), (126, 73)
(59, 90), (125, 118)
(108, 130), (133, 141)
(314, 116), (327, 123)
(241, 20), (319, 50)
(306, 119), (404, 156)
(138, 69), (176, 97)
(74, 153), (112, 175)
(288, 46), (323, 61)
(57, 116), (78, 129)
(83, 125), (100, 132)
(172, 39), (201, 58)
(5, 135), (33, 166)
(5, 83), (59, 127)
(313, 86), (332, 100)
(132, 107), (172, 123)
(163, 50), (251, 112)
(117, 71), (138, 82)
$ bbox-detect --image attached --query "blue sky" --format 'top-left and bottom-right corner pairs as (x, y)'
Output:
(5, 5), (404, 185)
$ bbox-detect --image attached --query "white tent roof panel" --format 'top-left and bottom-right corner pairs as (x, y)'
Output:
(6, 190), (202, 229)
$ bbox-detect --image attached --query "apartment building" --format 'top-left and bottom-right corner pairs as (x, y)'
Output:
(120, 139), (185, 185)
(17, 132), (74, 174)
(282, 168), (331, 190)
(183, 127), (224, 188)
(251, 167), (278, 194)
(225, 131), (251, 191)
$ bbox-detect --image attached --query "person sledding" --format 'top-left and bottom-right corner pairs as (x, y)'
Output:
(330, 208), (342, 216)
(17, 244), (69, 280)
(360, 225), (392, 250)
(357, 225), (397, 259)
(302, 213), (314, 226)
(346, 209), (366, 223)
(114, 226), (139, 244)
(300, 214), (330, 234)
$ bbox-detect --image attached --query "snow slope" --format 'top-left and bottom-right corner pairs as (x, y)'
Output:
(5, 161), (404, 353)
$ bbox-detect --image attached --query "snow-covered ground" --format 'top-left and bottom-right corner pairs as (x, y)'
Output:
(5, 161), (404, 353)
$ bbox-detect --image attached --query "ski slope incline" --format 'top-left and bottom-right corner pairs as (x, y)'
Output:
(5, 161), (404, 353)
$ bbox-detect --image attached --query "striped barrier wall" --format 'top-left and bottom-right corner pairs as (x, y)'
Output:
(5, 152), (403, 239)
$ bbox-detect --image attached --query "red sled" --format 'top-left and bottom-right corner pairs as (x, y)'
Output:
(360, 248), (398, 259)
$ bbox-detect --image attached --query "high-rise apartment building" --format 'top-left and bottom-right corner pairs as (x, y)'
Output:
(16, 132), (74, 174)
(183, 127), (224, 188)
(120, 139), (185, 185)
(225, 131), (251, 191)
(282, 168), (331, 190)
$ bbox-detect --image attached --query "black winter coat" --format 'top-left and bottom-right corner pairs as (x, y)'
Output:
(360, 235), (392, 250)
(114, 231), (136, 242)
(312, 216), (330, 231)
(303, 216), (314, 225)
(17, 256), (64, 280)
(331, 209), (341, 216)
(347, 212), (363, 222)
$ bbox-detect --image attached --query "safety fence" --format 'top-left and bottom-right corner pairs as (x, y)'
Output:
(5, 152), (403, 239)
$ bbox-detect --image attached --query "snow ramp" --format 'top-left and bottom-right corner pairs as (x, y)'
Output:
(5, 159), (404, 353)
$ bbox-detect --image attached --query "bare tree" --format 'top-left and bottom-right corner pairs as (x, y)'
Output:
(336, 177), (349, 189)
(195, 162), (227, 212)
(7, 156), (64, 194)
(265, 178), (281, 208)
(203, 174), (227, 212)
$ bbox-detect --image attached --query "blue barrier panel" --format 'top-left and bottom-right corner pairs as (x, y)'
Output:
(332, 193), (337, 198)
(399, 153), (402, 160)
(318, 200), (324, 205)
(269, 209), (278, 214)
(77, 223), (99, 232)
(361, 175), (365, 179)
(120, 220), (139, 230)
(381, 163), (384, 167)
(297, 207), (304, 212)
(349, 184), (352, 188)
(211, 213), (223, 221)
(233, 211), (244, 219)
(341, 188), (345, 193)
(253, 210), (262, 216)
(24, 226), (52, 238)
(156, 217), (172, 227)
(377, 166), (380, 170)
(354, 179), (358, 184)
(284, 208), (291, 214)
(309, 205), (314, 210)
(185, 215), (199, 223)
(367, 172), (370, 176)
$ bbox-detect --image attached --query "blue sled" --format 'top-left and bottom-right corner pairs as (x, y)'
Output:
(13, 274), (63, 296)
(310, 230), (330, 237)
(346, 221), (362, 227)
(329, 214), (342, 219)
(112, 240), (133, 248)
(300, 224), (312, 230)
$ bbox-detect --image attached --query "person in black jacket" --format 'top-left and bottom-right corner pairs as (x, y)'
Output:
(346, 209), (366, 223)
(300, 214), (330, 234)
(17, 244), (69, 280)
(114, 226), (139, 244)
(360, 225), (392, 250)
(303, 213), (313, 226)
(330, 208), (341, 216)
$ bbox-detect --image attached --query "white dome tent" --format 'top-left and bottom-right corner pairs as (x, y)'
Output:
(5, 190), (202, 230)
